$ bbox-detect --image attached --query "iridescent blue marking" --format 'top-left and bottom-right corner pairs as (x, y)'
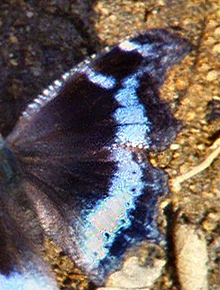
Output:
(77, 147), (144, 268)
(85, 67), (116, 89)
(114, 73), (151, 147)
(74, 68), (153, 267)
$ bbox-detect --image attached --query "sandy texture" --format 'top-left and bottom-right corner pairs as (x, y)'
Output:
(0, 0), (219, 289)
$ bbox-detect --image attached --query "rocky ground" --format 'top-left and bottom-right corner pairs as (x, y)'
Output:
(0, 1), (220, 289)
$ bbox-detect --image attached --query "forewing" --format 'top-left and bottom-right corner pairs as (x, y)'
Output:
(5, 29), (193, 285)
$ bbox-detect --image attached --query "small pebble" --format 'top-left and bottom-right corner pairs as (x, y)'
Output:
(174, 224), (208, 290)
(206, 70), (218, 81)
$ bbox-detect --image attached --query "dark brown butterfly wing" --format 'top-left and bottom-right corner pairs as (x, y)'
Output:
(0, 29), (193, 288)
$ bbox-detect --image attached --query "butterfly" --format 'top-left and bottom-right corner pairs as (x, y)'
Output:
(0, 29), (193, 289)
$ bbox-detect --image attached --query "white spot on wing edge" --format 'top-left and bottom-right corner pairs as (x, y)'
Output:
(119, 39), (155, 58)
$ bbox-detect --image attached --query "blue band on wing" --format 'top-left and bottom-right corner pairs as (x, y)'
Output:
(0, 29), (193, 287)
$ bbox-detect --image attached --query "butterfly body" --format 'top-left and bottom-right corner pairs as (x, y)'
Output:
(0, 29), (193, 288)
